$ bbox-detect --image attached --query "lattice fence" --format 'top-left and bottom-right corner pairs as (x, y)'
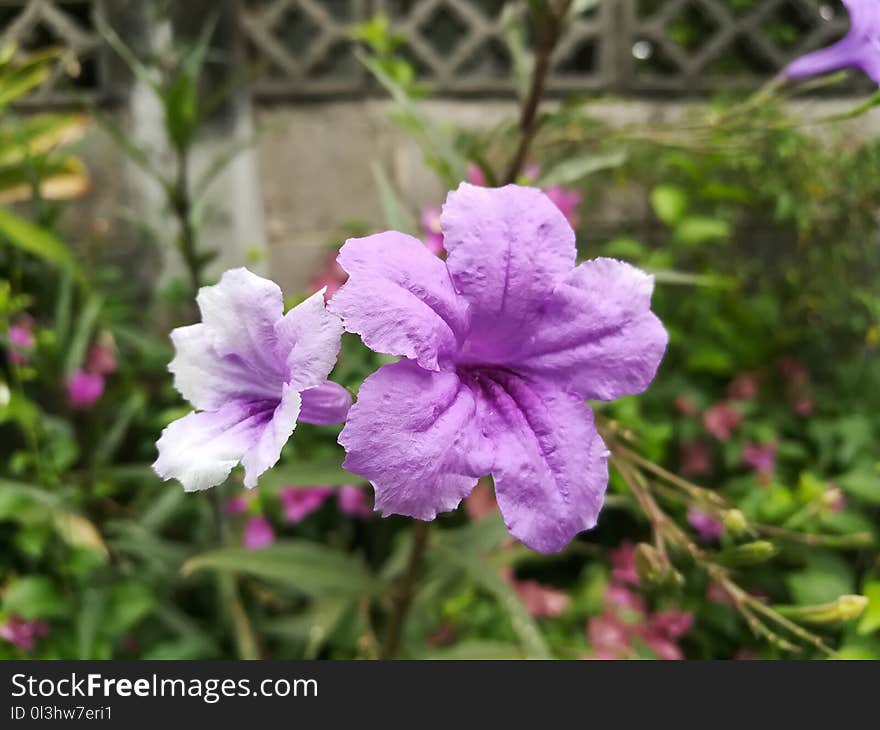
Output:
(0, 0), (860, 103)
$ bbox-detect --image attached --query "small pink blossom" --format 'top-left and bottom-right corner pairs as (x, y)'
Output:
(225, 495), (250, 515)
(706, 581), (734, 605)
(674, 394), (698, 417)
(0, 614), (49, 651)
(825, 485), (846, 513)
(605, 584), (646, 614)
(648, 610), (694, 640)
(464, 479), (498, 521)
(466, 163), (487, 186)
(243, 516), (275, 550)
(420, 206), (444, 255)
(703, 401), (742, 441)
(687, 508), (724, 542)
(67, 370), (104, 409)
(609, 543), (639, 586)
(680, 438), (712, 476)
(279, 486), (332, 524)
(338, 485), (373, 518)
(794, 398), (814, 417)
(776, 356), (809, 385)
(7, 321), (35, 366)
(512, 578), (570, 618)
(544, 186), (582, 228)
(741, 442), (776, 476)
(640, 631), (684, 660)
(587, 612), (631, 657)
(86, 339), (117, 376)
(727, 372), (759, 401)
(309, 256), (349, 300)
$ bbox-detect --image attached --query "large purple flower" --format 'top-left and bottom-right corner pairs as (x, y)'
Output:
(330, 183), (667, 553)
(784, 0), (880, 84)
(153, 268), (350, 492)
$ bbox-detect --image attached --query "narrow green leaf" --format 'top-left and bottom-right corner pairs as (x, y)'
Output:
(371, 161), (418, 235)
(539, 151), (626, 187)
(0, 207), (81, 281)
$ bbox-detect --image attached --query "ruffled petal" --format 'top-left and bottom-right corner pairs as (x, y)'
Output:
(338, 359), (493, 520)
(299, 380), (352, 425)
(274, 288), (345, 392)
(329, 231), (469, 371)
(784, 35), (864, 79)
(475, 373), (609, 554)
(153, 399), (277, 492)
(240, 384), (302, 488)
(169, 268), (287, 410)
(514, 258), (668, 401)
(441, 183), (575, 361)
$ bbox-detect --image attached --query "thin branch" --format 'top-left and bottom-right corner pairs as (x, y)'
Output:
(381, 521), (430, 659)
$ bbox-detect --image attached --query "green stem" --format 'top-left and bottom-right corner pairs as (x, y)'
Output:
(381, 520), (430, 659)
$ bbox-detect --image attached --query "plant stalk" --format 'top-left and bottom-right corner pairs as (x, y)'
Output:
(381, 520), (430, 659)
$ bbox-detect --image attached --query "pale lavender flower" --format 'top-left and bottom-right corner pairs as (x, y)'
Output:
(153, 268), (350, 492)
(337, 485), (373, 518)
(279, 486), (332, 523)
(330, 183), (667, 553)
(243, 515), (275, 550)
(67, 370), (104, 409)
(785, 0), (880, 84)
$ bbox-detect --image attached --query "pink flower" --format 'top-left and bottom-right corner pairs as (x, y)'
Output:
(687, 508), (724, 542)
(825, 485), (846, 513)
(309, 256), (349, 300)
(706, 581), (734, 605)
(544, 186), (582, 228)
(512, 578), (570, 618)
(279, 486), (332, 524)
(464, 479), (498, 521)
(420, 206), (444, 255)
(609, 543), (639, 586)
(741, 442), (776, 476)
(648, 610), (694, 640)
(680, 438), (712, 476)
(523, 162), (542, 183)
(0, 614), (49, 651)
(243, 516), (275, 550)
(776, 356), (809, 385)
(337, 485), (373, 518)
(605, 584), (646, 614)
(794, 398), (814, 417)
(674, 394), (698, 417)
(727, 372), (759, 401)
(7, 321), (35, 366)
(86, 338), (117, 376)
(466, 163), (487, 186)
(66, 370), (104, 409)
(587, 612), (631, 657)
(640, 631), (684, 660)
(703, 401), (742, 441)
(225, 495), (250, 515)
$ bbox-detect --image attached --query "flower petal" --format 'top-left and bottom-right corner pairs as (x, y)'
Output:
(299, 380), (352, 425)
(240, 384), (302, 488)
(514, 258), (668, 401)
(476, 372), (609, 554)
(784, 35), (864, 79)
(274, 288), (345, 392)
(329, 232), (469, 371)
(338, 359), (493, 520)
(169, 268), (287, 410)
(441, 183), (575, 360)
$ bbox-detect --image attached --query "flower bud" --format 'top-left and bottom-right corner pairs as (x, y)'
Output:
(0, 380), (9, 408)
(722, 508), (748, 536)
(634, 543), (683, 588)
(718, 540), (777, 566)
(776, 595), (868, 625)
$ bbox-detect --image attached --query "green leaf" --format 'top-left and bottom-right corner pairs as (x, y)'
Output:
(650, 185), (688, 225)
(539, 151), (626, 187)
(675, 216), (731, 245)
(426, 641), (524, 660)
(258, 459), (364, 489)
(838, 464), (880, 504)
(859, 581), (880, 635)
(182, 540), (376, 598)
(3, 576), (66, 619)
(786, 552), (855, 605)
(0, 207), (82, 281)
(371, 161), (418, 235)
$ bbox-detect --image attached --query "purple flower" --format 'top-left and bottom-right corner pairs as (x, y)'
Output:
(466, 163), (487, 186)
(153, 268), (350, 492)
(225, 495), (250, 515)
(337, 485), (373, 518)
(86, 337), (117, 375)
(742, 442), (776, 476)
(0, 614), (49, 651)
(330, 184), (667, 553)
(702, 401), (742, 441)
(279, 486), (332, 523)
(243, 516), (275, 550)
(7, 320), (35, 366)
(784, 0), (880, 84)
(687, 508), (724, 542)
(67, 370), (104, 409)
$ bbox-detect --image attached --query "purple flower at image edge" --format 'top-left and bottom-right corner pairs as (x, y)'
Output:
(152, 268), (351, 492)
(784, 0), (880, 84)
(7, 321), (35, 365)
(279, 486), (333, 523)
(687, 508), (725, 542)
(0, 615), (49, 651)
(67, 370), (105, 409)
(329, 183), (668, 553)
(243, 516), (275, 550)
